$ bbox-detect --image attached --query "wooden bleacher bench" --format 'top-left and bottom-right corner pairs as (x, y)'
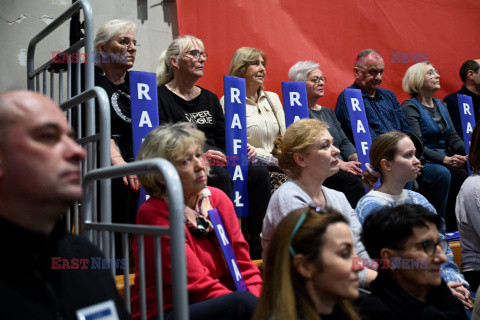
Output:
(115, 260), (264, 302)
(449, 240), (462, 271)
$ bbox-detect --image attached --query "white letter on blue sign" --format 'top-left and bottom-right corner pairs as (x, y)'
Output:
(233, 139), (241, 154)
(463, 103), (472, 115)
(356, 120), (366, 133)
(231, 259), (242, 280)
(231, 114), (242, 129)
(234, 191), (244, 207)
(139, 111), (153, 127)
(137, 83), (151, 100)
(351, 98), (361, 111)
(231, 88), (241, 103)
(467, 122), (473, 134)
(232, 166), (244, 181)
(289, 92), (301, 106)
(361, 141), (369, 156)
(217, 224), (229, 245)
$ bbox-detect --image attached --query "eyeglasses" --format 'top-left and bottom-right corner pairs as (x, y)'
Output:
(362, 68), (384, 77)
(185, 50), (208, 60)
(289, 205), (325, 256)
(397, 238), (449, 257)
(310, 77), (327, 85)
(426, 69), (440, 77)
(118, 37), (139, 48)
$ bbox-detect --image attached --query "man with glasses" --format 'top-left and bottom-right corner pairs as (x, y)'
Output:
(444, 59), (480, 140)
(360, 204), (472, 316)
(335, 49), (411, 142)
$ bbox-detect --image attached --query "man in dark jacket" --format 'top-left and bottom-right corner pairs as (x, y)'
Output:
(0, 91), (130, 319)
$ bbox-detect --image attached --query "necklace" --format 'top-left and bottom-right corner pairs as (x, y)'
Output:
(295, 179), (326, 206)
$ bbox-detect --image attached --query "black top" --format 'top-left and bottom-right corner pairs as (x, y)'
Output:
(0, 216), (130, 319)
(157, 85), (226, 152)
(444, 85), (480, 140)
(309, 106), (356, 161)
(95, 66), (134, 161)
(359, 271), (467, 320)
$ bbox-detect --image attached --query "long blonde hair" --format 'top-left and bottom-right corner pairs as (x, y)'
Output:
(156, 35), (204, 86)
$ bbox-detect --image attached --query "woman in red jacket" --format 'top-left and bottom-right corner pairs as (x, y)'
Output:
(132, 122), (262, 320)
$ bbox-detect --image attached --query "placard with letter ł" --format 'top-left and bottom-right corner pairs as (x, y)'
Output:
(223, 76), (249, 218)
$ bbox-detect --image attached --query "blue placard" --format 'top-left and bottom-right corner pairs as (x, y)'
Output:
(129, 71), (160, 204)
(223, 76), (249, 218)
(344, 89), (380, 189)
(209, 209), (247, 291)
(458, 94), (476, 175)
(282, 81), (309, 127)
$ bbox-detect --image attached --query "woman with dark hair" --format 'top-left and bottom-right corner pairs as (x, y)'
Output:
(355, 131), (470, 305)
(254, 206), (363, 320)
(402, 62), (468, 231)
(360, 204), (469, 319)
(288, 61), (365, 207)
(132, 122), (262, 320)
(456, 121), (480, 291)
(155, 36), (271, 259)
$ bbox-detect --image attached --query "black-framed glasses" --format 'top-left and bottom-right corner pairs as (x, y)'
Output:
(426, 69), (440, 77)
(186, 50), (208, 60)
(289, 205), (325, 256)
(397, 238), (449, 257)
(310, 77), (327, 85)
(119, 37), (139, 48)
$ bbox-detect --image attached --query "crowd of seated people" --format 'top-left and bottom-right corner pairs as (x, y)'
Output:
(19, 16), (479, 319)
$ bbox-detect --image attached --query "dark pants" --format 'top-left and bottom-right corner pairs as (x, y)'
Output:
(445, 166), (469, 232)
(208, 165), (271, 260)
(165, 291), (258, 320)
(324, 170), (365, 208)
(463, 271), (480, 292)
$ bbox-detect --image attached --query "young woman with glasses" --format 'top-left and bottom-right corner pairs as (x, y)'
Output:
(254, 206), (363, 320)
(360, 204), (469, 319)
(401, 62), (468, 232)
(355, 131), (471, 309)
(155, 35), (271, 259)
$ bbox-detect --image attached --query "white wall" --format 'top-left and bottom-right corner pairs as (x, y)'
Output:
(0, 0), (178, 91)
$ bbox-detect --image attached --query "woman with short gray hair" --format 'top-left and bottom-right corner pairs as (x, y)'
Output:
(131, 122), (262, 320)
(288, 61), (365, 208)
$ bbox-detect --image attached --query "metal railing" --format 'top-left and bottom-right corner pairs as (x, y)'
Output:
(81, 159), (188, 320)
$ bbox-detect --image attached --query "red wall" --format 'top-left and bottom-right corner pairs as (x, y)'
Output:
(177, 0), (480, 108)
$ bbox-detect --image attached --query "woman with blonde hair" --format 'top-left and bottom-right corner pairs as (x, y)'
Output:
(220, 47), (285, 166)
(288, 60), (364, 207)
(254, 206), (363, 320)
(261, 118), (376, 288)
(155, 36), (271, 259)
(401, 61), (468, 231)
(355, 131), (471, 308)
(132, 122), (262, 319)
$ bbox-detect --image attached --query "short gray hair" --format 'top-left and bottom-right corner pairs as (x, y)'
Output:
(94, 19), (137, 55)
(156, 35), (204, 86)
(355, 49), (382, 67)
(288, 61), (320, 81)
(136, 122), (207, 198)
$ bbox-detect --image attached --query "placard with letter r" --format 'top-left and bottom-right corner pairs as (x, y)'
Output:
(282, 81), (309, 128)
(129, 71), (159, 205)
(344, 88), (373, 173)
(223, 76), (249, 218)
(457, 94), (476, 174)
